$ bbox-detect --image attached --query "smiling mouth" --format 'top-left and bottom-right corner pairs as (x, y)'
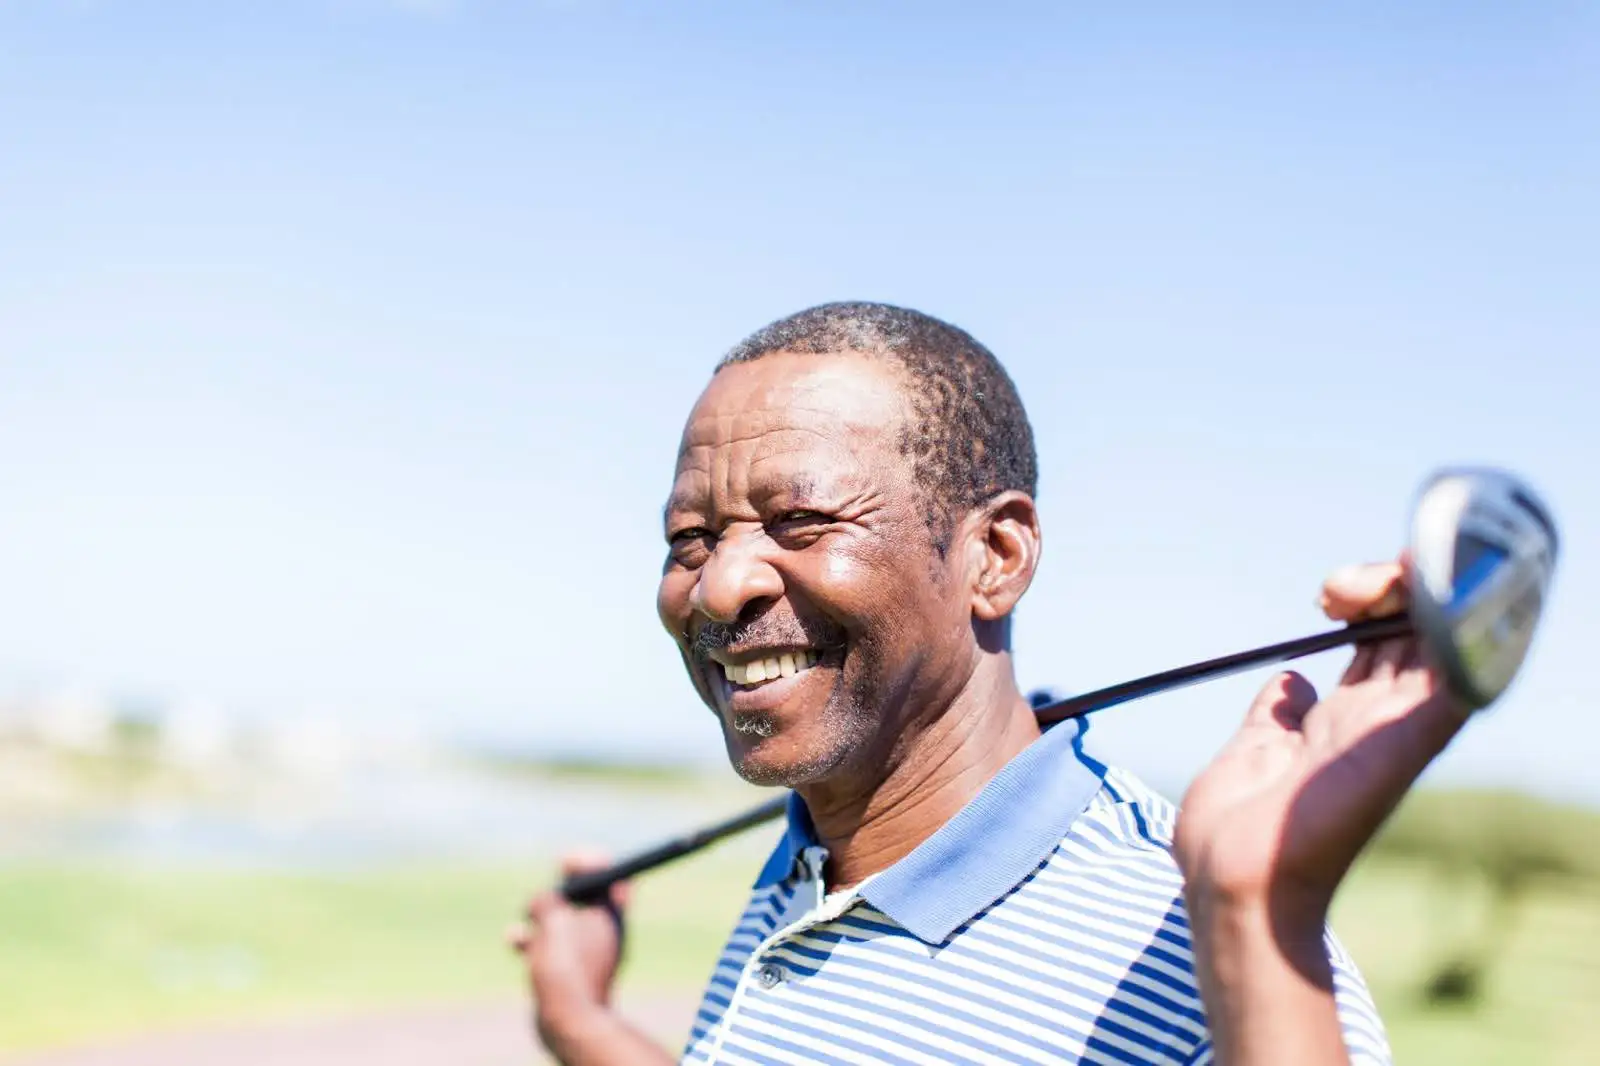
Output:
(702, 645), (838, 720)
(718, 650), (822, 688)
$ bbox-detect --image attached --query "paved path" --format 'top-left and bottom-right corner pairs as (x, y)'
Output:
(0, 995), (699, 1066)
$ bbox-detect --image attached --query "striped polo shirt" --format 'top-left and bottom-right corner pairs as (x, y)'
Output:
(679, 717), (1391, 1065)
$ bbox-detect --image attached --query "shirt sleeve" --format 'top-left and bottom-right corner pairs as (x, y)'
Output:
(1326, 927), (1394, 1064)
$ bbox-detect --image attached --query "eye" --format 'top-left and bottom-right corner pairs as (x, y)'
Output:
(768, 510), (832, 545)
(669, 526), (713, 544)
(772, 509), (827, 526)
(666, 526), (715, 564)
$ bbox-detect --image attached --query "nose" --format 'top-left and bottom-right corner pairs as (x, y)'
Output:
(690, 527), (784, 623)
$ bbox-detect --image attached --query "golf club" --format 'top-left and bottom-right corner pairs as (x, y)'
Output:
(559, 466), (1558, 905)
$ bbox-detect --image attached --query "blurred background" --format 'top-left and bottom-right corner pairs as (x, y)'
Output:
(1, 2), (1595, 1064)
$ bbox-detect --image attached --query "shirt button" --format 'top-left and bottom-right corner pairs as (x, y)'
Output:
(756, 962), (785, 989)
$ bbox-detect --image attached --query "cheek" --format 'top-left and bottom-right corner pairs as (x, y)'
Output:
(821, 550), (860, 586)
(656, 572), (694, 635)
(804, 544), (894, 625)
(871, 553), (962, 646)
(814, 545), (927, 642)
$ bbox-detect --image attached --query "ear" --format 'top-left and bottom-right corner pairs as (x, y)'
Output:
(965, 491), (1042, 622)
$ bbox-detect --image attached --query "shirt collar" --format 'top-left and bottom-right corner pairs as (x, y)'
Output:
(751, 716), (1106, 945)
(753, 789), (820, 887)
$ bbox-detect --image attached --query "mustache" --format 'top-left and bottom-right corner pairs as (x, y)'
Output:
(690, 611), (847, 659)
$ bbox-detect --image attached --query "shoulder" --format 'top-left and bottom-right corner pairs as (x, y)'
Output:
(1022, 764), (1394, 1065)
(1032, 765), (1188, 904)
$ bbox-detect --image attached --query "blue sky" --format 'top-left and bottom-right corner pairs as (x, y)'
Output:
(1, 2), (1595, 802)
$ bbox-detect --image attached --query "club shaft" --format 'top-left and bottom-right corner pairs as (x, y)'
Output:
(558, 613), (1412, 903)
(560, 795), (791, 904)
(1035, 613), (1411, 726)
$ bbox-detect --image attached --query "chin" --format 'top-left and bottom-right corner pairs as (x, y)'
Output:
(722, 728), (850, 789)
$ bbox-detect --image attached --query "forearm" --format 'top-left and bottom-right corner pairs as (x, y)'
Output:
(1186, 890), (1349, 1066)
(537, 1002), (676, 1066)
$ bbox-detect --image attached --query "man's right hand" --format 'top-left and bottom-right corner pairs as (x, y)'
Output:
(511, 853), (672, 1065)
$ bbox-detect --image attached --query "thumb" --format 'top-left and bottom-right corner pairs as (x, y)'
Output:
(1320, 561), (1406, 622)
(1243, 671), (1319, 732)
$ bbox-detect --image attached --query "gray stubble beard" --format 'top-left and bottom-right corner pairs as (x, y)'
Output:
(724, 641), (885, 789)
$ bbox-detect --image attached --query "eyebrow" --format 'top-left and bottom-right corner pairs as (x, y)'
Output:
(776, 471), (821, 500)
(660, 473), (828, 531)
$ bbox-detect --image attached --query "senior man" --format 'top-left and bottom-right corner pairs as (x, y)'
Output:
(516, 302), (1468, 1064)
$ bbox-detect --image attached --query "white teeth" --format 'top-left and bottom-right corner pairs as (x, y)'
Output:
(723, 650), (825, 687)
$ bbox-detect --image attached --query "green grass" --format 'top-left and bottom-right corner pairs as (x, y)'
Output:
(0, 854), (755, 1054)
(460, 751), (713, 791)
(1331, 855), (1600, 1066)
(4, 845), (1598, 1061)
(1373, 786), (1600, 882)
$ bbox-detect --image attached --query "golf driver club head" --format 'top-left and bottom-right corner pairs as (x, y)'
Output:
(1408, 467), (1559, 711)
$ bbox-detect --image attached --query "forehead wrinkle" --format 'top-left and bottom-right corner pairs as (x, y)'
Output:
(667, 357), (914, 524)
(679, 420), (847, 456)
(682, 364), (912, 447)
(676, 416), (895, 498)
(663, 445), (714, 512)
(677, 422), (854, 505)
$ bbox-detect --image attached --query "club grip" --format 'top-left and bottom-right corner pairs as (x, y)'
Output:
(560, 841), (696, 905)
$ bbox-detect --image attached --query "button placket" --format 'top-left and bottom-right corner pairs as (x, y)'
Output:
(703, 847), (835, 1063)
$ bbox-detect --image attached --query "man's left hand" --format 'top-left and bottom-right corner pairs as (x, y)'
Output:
(1174, 556), (1469, 915)
(1172, 557), (1473, 1064)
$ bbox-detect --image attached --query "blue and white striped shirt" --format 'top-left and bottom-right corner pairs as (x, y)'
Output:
(680, 717), (1390, 1064)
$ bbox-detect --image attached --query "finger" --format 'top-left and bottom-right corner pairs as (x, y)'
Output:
(505, 921), (531, 954)
(560, 850), (615, 877)
(1342, 642), (1379, 685)
(1386, 643), (1438, 709)
(526, 891), (563, 922)
(1344, 686), (1472, 804)
(603, 892), (629, 951)
(1320, 562), (1406, 622)
(1368, 637), (1412, 684)
(1399, 638), (1425, 673)
(1321, 561), (1406, 621)
(1243, 671), (1319, 732)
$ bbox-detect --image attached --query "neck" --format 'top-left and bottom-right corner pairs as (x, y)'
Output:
(795, 659), (1040, 892)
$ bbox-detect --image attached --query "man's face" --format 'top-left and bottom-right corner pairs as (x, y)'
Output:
(657, 351), (978, 788)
